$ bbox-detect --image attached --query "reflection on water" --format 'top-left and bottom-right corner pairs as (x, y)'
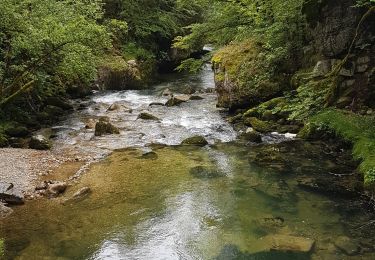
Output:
(1, 142), (374, 259)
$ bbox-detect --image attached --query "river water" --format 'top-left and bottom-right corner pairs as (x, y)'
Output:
(1, 66), (375, 259)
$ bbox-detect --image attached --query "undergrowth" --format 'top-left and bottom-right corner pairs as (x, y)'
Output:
(311, 109), (375, 186)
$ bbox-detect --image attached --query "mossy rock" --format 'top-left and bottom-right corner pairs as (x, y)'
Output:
(29, 135), (52, 150)
(297, 123), (321, 140)
(137, 112), (159, 121)
(94, 121), (120, 136)
(165, 96), (188, 107)
(181, 136), (208, 146)
(244, 117), (274, 133)
(5, 126), (30, 138)
(241, 128), (262, 143)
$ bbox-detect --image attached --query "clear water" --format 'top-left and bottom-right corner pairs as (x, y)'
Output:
(1, 66), (374, 260)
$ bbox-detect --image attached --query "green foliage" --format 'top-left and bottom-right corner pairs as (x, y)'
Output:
(0, 0), (111, 107)
(175, 58), (204, 73)
(0, 239), (4, 257)
(311, 109), (375, 185)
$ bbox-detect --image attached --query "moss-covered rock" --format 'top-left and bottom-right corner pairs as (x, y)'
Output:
(29, 135), (52, 150)
(244, 117), (274, 133)
(241, 128), (262, 143)
(165, 96), (189, 107)
(137, 112), (159, 121)
(94, 121), (120, 136)
(181, 136), (208, 146)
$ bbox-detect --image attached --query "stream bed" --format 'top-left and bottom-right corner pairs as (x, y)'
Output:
(1, 66), (375, 259)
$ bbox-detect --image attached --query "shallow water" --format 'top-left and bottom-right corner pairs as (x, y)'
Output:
(1, 142), (374, 259)
(1, 66), (375, 259)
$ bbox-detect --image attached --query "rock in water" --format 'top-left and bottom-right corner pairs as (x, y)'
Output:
(29, 135), (52, 150)
(0, 183), (24, 205)
(260, 234), (315, 253)
(242, 128), (262, 143)
(107, 103), (122, 111)
(63, 187), (92, 204)
(47, 182), (67, 197)
(161, 88), (173, 97)
(137, 112), (160, 121)
(189, 95), (204, 100)
(95, 121), (120, 136)
(334, 236), (359, 256)
(190, 166), (224, 179)
(0, 202), (13, 218)
(181, 136), (208, 146)
(165, 96), (189, 107)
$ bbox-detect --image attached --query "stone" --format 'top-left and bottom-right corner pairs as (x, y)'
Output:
(5, 126), (30, 138)
(0, 183), (24, 205)
(29, 135), (52, 150)
(71, 187), (91, 201)
(182, 86), (196, 95)
(357, 56), (370, 64)
(339, 62), (355, 77)
(189, 95), (204, 100)
(107, 103), (122, 111)
(356, 64), (368, 73)
(244, 117), (274, 133)
(242, 128), (262, 143)
(47, 182), (67, 197)
(161, 88), (173, 97)
(137, 112), (160, 121)
(181, 136), (208, 146)
(0, 202), (13, 218)
(165, 96), (189, 107)
(149, 102), (165, 107)
(313, 60), (339, 76)
(85, 119), (97, 129)
(127, 59), (138, 67)
(260, 234), (315, 253)
(190, 166), (224, 179)
(94, 121), (120, 136)
(35, 181), (48, 191)
(334, 236), (359, 256)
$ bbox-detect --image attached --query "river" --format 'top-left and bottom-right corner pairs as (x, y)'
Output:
(1, 66), (374, 259)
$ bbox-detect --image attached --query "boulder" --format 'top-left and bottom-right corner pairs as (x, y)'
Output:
(0, 202), (13, 218)
(47, 182), (67, 197)
(242, 128), (262, 143)
(137, 112), (160, 121)
(244, 117), (274, 133)
(0, 183), (24, 205)
(165, 96), (189, 107)
(29, 135), (52, 150)
(334, 236), (359, 256)
(181, 136), (208, 146)
(162, 88), (173, 97)
(260, 234), (315, 253)
(94, 121), (120, 136)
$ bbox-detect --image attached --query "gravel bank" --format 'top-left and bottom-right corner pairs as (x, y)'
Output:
(0, 148), (70, 195)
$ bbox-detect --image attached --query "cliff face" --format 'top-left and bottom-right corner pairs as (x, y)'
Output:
(213, 0), (374, 112)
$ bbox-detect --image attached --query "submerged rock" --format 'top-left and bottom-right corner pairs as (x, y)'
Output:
(181, 136), (208, 146)
(334, 236), (359, 256)
(63, 187), (92, 204)
(47, 182), (67, 197)
(137, 112), (160, 121)
(140, 151), (158, 160)
(94, 121), (120, 136)
(260, 234), (315, 253)
(190, 166), (225, 179)
(29, 135), (52, 150)
(0, 202), (13, 218)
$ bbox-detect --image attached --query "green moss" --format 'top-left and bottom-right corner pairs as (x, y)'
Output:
(244, 97), (287, 118)
(310, 109), (375, 186)
(244, 117), (274, 133)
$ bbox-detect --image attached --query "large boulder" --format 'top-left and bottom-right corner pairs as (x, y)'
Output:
(181, 136), (208, 146)
(29, 135), (52, 150)
(94, 121), (120, 136)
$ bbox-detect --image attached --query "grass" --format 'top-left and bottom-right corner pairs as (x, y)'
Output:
(311, 109), (375, 186)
